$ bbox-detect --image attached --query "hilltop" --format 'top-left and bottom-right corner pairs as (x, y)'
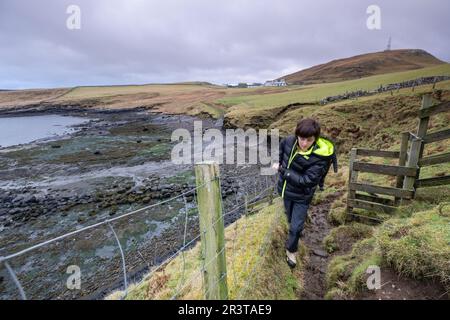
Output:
(278, 49), (446, 85)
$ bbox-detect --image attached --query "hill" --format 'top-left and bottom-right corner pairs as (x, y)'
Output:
(278, 49), (446, 85)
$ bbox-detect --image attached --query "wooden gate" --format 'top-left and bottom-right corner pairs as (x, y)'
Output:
(346, 94), (450, 220)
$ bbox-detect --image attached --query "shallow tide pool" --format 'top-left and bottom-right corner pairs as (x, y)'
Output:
(0, 114), (89, 148)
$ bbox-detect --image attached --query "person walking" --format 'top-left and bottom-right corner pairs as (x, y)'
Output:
(272, 118), (337, 268)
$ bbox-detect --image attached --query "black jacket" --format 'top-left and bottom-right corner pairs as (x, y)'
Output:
(277, 135), (338, 203)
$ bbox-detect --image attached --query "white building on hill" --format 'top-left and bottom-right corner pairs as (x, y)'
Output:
(264, 79), (287, 87)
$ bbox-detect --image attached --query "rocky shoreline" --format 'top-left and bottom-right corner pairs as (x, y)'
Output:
(0, 106), (273, 300)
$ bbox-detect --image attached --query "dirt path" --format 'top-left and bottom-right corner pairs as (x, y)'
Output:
(297, 190), (448, 300)
(299, 191), (344, 300)
(356, 267), (448, 300)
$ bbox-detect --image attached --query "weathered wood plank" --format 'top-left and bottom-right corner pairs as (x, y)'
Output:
(403, 137), (422, 190)
(356, 149), (400, 158)
(415, 95), (433, 187)
(346, 148), (358, 217)
(396, 132), (409, 188)
(418, 152), (450, 166)
(353, 162), (417, 177)
(415, 175), (450, 188)
(354, 193), (395, 206)
(423, 129), (450, 144)
(419, 101), (450, 118)
(350, 182), (414, 199)
(348, 199), (397, 214)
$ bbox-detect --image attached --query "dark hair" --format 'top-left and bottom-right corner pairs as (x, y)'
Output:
(295, 118), (321, 140)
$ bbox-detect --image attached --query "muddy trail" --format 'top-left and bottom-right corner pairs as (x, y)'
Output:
(299, 190), (344, 300)
(296, 190), (448, 300)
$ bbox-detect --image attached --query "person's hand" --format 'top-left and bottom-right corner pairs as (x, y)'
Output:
(272, 163), (280, 171)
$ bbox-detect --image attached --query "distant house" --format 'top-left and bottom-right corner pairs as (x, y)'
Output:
(264, 79), (287, 87)
(226, 82), (263, 88)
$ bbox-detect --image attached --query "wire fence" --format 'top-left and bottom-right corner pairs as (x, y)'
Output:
(0, 164), (280, 300)
(165, 180), (278, 300)
(110, 172), (278, 300)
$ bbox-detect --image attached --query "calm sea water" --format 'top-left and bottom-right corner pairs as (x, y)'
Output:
(0, 114), (88, 148)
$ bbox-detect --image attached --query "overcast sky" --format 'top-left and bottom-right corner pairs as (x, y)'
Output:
(1, 0), (449, 89)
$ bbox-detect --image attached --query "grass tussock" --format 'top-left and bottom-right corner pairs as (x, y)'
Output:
(323, 223), (374, 254)
(325, 238), (381, 299)
(325, 194), (450, 299)
(327, 191), (349, 226)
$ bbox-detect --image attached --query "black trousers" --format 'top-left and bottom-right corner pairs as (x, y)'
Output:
(283, 198), (310, 253)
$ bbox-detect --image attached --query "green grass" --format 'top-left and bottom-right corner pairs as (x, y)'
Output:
(325, 238), (381, 299)
(327, 191), (349, 225)
(310, 186), (339, 206)
(187, 102), (225, 119)
(325, 186), (450, 299)
(227, 85), (450, 151)
(377, 206), (450, 283)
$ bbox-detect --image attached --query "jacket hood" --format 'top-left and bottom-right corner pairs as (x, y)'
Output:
(295, 135), (337, 173)
(313, 136), (335, 157)
(294, 136), (335, 158)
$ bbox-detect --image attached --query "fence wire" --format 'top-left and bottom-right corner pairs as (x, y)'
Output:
(1, 168), (280, 300)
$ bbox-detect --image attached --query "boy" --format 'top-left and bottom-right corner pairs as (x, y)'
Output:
(272, 118), (337, 268)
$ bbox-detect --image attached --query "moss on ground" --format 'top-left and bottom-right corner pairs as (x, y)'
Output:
(325, 199), (450, 299)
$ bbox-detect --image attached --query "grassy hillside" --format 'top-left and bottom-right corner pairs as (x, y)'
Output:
(221, 64), (450, 130)
(220, 64), (450, 111)
(0, 88), (71, 108)
(0, 82), (292, 119)
(273, 84), (450, 154)
(260, 79), (448, 299)
(1, 63), (448, 123)
(278, 49), (445, 85)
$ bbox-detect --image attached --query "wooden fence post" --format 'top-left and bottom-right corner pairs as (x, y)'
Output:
(346, 148), (358, 220)
(195, 161), (228, 300)
(395, 132), (410, 205)
(403, 137), (421, 196)
(414, 94), (433, 184)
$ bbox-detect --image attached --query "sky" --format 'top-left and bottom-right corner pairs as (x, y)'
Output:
(0, 0), (449, 89)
